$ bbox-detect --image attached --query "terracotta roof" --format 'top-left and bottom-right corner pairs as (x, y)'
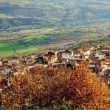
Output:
(47, 51), (55, 55)
(62, 50), (72, 54)
(101, 48), (110, 50)
(80, 46), (94, 51)
(73, 50), (81, 54)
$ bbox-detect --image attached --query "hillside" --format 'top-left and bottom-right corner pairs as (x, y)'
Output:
(1, 0), (110, 33)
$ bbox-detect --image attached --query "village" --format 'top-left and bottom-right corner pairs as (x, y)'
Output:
(0, 45), (110, 93)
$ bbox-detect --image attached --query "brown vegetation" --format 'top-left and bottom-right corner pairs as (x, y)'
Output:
(0, 62), (110, 110)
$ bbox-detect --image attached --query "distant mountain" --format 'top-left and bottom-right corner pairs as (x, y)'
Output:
(1, 0), (110, 32)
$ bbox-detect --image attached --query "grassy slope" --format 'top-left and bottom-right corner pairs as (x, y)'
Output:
(0, 35), (49, 57)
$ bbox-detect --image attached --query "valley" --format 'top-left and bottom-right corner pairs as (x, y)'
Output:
(1, 0), (110, 57)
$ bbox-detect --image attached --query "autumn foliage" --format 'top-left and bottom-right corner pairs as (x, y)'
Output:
(1, 62), (110, 110)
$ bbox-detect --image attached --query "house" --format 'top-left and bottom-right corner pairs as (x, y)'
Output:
(35, 56), (44, 64)
(49, 56), (58, 64)
(101, 62), (110, 72)
(99, 68), (110, 87)
(73, 50), (82, 59)
(43, 55), (58, 64)
(96, 46), (110, 58)
(95, 51), (106, 60)
(79, 46), (96, 59)
(89, 61), (99, 73)
(43, 51), (58, 64)
(100, 48), (110, 58)
(83, 50), (91, 59)
(61, 59), (69, 63)
(74, 54), (82, 59)
(51, 63), (65, 69)
(103, 69), (110, 78)
(98, 60), (110, 78)
(80, 46), (95, 52)
(101, 69), (110, 86)
(45, 51), (56, 56)
(57, 50), (74, 60)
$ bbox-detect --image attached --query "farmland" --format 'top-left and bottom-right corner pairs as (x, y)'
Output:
(1, 25), (110, 57)
(0, 41), (38, 57)
(0, 35), (50, 57)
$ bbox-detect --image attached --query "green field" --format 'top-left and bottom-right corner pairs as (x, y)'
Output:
(0, 35), (50, 57)
(0, 41), (39, 57)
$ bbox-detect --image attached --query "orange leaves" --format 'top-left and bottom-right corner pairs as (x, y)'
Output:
(0, 62), (110, 110)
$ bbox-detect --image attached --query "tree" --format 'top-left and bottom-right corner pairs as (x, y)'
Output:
(1, 62), (110, 110)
